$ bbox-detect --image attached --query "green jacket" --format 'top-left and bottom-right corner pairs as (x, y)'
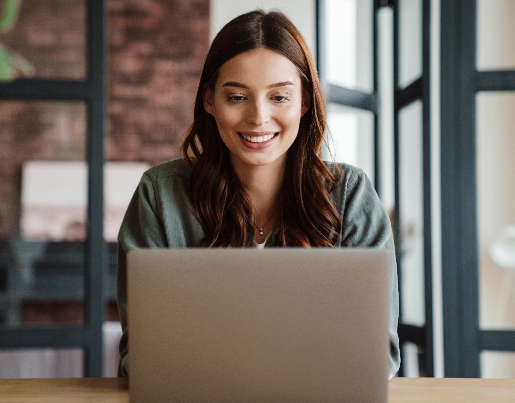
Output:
(117, 158), (401, 379)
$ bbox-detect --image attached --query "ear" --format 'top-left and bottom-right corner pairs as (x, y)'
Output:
(301, 91), (311, 117)
(204, 87), (215, 116)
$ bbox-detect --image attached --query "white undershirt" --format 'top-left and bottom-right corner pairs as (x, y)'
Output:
(252, 233), (270, 249)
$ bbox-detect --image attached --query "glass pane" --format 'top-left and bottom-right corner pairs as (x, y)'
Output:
(481, 351), (515, 378)
(399, 100), (425, 326)
(402, 341), (423, 377)
(477, 93), (515, 330)
(0, 0), (86, 81)
(477, 0), (515, 71)
(378, 6), (394, 210)
(324, 103), (375, 183)
(325, 0), (373, 92)
(0, 101), (87, 328)
(0, 348), (83, 378)
(398, 0), (422, 88)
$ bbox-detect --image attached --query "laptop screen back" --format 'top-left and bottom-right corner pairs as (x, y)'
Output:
(128, 248), (390, 403)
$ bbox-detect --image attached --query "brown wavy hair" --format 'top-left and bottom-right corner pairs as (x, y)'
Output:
(181, 10), (341, 247)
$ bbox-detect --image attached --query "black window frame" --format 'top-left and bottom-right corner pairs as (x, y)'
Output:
(440, 0), (515, 378)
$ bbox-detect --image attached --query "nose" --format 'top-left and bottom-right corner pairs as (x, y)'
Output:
(246, 98), (269, 126)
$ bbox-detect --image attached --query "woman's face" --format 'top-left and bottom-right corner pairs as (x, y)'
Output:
(204, 48), (310, 173)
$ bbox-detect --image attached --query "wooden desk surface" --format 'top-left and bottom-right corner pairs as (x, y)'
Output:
(389, 378), (515, 403)
(0, 378), (128, 403)
(0, 377), (514, 402)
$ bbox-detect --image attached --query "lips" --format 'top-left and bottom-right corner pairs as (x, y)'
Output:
(237, 131), (279, 143)
(236, 131), (279, 150)
(240, 133), (275, 143)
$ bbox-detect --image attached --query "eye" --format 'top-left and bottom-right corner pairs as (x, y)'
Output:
(271, 95), (290, 102)
(227, 95), (246, 102)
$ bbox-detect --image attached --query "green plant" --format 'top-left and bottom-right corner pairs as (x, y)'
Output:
(0, 0), (34, 82)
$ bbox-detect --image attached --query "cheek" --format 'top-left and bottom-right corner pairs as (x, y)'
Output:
(212, 105), (241, 131)
(278, 106), (303, 130)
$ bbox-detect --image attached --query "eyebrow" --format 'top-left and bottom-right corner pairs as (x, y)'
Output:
(221, 81), (295, 89)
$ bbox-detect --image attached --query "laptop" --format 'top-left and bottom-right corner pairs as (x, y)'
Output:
(127, 248), (391, 403)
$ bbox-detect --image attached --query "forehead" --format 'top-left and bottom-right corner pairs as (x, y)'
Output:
(216, 48), (301, 88)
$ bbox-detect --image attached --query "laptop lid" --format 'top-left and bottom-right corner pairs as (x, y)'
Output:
(128, 248), (390, 403)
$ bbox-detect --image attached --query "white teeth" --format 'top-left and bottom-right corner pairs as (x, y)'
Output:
(242, 133), (276, 143)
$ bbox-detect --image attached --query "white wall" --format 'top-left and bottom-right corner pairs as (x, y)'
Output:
(210, 0), (315, 56)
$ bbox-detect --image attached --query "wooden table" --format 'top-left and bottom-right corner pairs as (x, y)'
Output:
(0, 378), (128, 403)
(0, 377), (514, 402)
(389, 378), (515, 403)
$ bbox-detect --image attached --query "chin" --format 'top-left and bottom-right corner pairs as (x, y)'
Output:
(246, 154), (286, 168)
(230, 153), (274, 168)
(244, 158), (274, 167)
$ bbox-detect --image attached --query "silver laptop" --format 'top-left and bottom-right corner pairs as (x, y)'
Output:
(128, 248), (390, 403)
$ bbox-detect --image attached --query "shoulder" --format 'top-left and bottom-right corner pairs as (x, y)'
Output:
(130, 158), (194, 212)
(323, 161), (370, 191)
(142, 158), (192, 183)
(324, 162), (391, 246)
(136, 158), (194, 209)
(323, 160), (382, 218)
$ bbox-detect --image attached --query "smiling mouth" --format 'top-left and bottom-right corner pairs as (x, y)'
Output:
(238, 132), (279, 143)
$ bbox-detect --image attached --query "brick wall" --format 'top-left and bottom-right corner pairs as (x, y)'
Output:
(0, 0), (210, 239)
(107, 0), (209, 164)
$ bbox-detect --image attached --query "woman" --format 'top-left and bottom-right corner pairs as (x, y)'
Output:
(117, 10), (400, 379)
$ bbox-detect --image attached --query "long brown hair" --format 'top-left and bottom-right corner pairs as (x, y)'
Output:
(181, 10), (341, 247)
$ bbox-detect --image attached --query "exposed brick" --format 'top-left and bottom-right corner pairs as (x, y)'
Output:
(106, 0), (209, 166)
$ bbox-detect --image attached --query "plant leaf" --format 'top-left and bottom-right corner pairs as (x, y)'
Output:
(0, 44), (34, 81)
(9, 50), (33, 75)
(0, 45), (14, 81)
(0, 0), (22, 32)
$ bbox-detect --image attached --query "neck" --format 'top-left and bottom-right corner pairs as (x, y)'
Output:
(230, 156), (286, 225)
